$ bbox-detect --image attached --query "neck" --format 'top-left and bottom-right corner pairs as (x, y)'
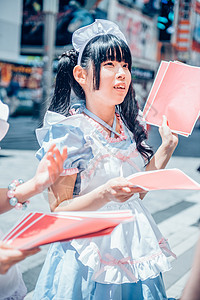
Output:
(86, 103), (116, 127)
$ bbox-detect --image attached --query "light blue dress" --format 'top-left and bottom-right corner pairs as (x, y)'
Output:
(33, 109), (176, 300)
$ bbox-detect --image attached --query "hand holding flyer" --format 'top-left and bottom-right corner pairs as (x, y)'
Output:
(143, 61), (200, 136)
(2, 210), (134, 250)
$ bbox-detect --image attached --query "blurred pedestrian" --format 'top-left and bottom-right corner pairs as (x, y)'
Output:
(6, 74), (20, 116)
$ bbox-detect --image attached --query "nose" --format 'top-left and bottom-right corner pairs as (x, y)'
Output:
(116, 65), (125, 80)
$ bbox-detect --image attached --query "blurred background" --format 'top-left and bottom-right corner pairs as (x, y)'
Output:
(0, 1), (199, 299)
(0, 0), (199, 153)
(0, 0), (199, 122)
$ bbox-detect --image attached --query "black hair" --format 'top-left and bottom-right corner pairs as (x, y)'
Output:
(49, 34), (153, 162)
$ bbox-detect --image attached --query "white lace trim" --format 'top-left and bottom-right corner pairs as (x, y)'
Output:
(74, 241), (172, 284)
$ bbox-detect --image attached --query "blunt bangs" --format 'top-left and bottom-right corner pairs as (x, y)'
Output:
(81, 34), (132, 90)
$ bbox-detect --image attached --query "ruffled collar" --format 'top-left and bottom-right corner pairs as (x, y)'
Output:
(69, 104), (127, 143)
(36, 105), (128, 147)
(83, 113), (127, 143)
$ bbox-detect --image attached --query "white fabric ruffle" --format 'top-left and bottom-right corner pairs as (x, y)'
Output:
(36, 110), (176, 285)
(71, 198), (175, 284)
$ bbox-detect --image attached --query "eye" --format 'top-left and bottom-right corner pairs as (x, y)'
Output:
(123, 63), (129, 69)
(103, 62), (114, 66)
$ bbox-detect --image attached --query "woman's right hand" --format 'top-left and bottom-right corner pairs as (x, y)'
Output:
(50, 176), (145, 212)
(102, 177), (145, 203)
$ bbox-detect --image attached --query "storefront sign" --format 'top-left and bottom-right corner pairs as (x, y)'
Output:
(108, 0), (157, 60)
(132, 66), (155, 81)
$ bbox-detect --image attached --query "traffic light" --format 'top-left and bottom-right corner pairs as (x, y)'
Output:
(157, 0), (175, 42)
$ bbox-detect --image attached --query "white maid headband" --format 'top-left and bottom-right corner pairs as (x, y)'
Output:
(72, 19), (127, 65)
(0, 100), (9, 141)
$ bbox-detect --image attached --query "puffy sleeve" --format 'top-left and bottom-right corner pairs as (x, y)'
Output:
(35, 122), (93, 176)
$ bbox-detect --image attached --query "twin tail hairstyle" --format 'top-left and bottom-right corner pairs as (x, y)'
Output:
(48, 34), (154, 163)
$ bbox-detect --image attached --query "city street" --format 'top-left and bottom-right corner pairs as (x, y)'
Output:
(0, 0), (200, 299)
(0, 115), (200, 299)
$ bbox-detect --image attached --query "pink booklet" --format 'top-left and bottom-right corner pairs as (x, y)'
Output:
(127, 168), (200, 191)
(143, 61), (200, 136)
(2, 210), (134, 250)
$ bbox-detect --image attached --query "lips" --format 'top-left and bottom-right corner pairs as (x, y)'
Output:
(114, 83), (126, 90)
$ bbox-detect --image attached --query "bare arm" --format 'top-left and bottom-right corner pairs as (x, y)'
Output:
(0, 144), (67, 214)
(146, 115), (178, 171)
(49, 175), (144, 212)
(139, 116), (178, 200)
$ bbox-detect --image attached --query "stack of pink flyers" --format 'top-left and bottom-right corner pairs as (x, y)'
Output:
(2, 210), (134, 250)
(143, 61), (200, 136)
(127, 168), (200, 191)
(3, 169), (200, 250)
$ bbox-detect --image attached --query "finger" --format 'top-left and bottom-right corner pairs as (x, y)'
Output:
(20, 247), (41, 256)
(162, 115), (169, 127)
(112, 189), (135, 198)
(111, 181), (137, 191)
(114, 194), (134, 203)
(128, 185), (147, 192)
(0, 249), (29, 264)
(62, 146), (68, 161)
(47, 157), (59, 183)
(46, 153), (58, 171)
(110, 177), (134, 188)
(121, 187), (133, 193)
(52, 147), (64, 173)
(139, 191), (148, 200)
(121, 186), (145, 193)
(0, 247), (41, 274)
(172, 132), (178, 138)
(8, 247), (40, 262)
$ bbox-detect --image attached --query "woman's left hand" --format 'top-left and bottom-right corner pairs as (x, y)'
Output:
(159, 115), (178, 151)
(145, 115), (178, 175)
(0, 242), (40, 274)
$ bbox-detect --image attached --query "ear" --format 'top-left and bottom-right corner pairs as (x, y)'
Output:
(73, 65), (87, 86)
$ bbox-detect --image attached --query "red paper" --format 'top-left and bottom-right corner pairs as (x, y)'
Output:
(2, 210), (134, 250)
(143, 61), (200, 136)
(127, 168), (200, 191)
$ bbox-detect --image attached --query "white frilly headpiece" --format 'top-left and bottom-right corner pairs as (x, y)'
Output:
(72, 19), (127, 65)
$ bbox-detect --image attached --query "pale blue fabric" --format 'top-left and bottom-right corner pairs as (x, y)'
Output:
(33, 112), (172, 300)
(35, 117), (134, 195)
(83, 107), (119, 137)
(36, 123), (93, 195)
(33, 242), (169, 300)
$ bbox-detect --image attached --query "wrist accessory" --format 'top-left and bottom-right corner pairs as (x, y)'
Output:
(7, 179), (29, 210)
(72, 19), (128, 65)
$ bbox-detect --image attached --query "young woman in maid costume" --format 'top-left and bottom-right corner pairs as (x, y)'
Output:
(33, 19), (178, 300)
